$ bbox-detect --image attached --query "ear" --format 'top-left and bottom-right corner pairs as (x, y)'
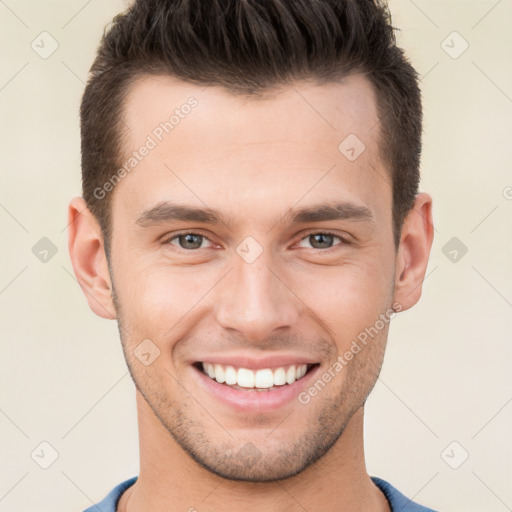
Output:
(393, 192), (434, 312)
(67, 197), (116, 319)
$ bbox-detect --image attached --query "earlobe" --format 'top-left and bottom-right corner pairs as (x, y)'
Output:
(67, 197), (117, 320)
(393, 192), (434, 312)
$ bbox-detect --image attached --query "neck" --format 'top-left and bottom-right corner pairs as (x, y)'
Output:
(118, 391), (390, 512)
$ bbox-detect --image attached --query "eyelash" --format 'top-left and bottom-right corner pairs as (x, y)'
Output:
(162, 230), (348, 251)
(297, 230), (348, 249)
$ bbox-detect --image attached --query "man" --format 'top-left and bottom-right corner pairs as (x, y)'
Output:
(68, 0), (436, 510)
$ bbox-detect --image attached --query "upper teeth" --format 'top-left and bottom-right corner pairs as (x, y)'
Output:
(201, 362), (309, 388)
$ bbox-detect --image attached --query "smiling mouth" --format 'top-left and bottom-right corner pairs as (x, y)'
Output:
(193, 362), (320, 391)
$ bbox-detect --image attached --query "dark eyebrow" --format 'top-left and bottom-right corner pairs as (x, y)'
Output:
(136, 202), (231, 228)
(135, 200), (374, 229)
(286, 202), (374, 225)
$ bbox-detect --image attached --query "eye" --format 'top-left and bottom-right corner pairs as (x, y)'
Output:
(165, 232), (215, 250)
(296, 231), (345, 250)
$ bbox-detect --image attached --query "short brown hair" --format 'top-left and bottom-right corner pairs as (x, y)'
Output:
(80, 0), (422, 253)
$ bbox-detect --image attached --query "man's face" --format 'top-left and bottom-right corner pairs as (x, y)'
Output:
(108, 74), (397, 481)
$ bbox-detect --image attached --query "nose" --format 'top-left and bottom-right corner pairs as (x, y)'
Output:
(215, 250), (301, 343)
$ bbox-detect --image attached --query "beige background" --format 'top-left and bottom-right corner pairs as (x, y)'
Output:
(1, 0), (511, 510)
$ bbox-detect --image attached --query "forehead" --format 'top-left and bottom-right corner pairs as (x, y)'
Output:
(113, 73), (389, 226)
(121, 73), (381, 153)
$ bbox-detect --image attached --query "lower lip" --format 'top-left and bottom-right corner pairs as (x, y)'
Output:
(191, 364), (320, 413)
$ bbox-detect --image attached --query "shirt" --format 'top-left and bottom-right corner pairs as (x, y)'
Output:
(83, 475), (438, 511)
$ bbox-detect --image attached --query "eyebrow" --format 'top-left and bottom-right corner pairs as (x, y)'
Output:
(286, 202), (373, 224)
(135, 200), (374, 229)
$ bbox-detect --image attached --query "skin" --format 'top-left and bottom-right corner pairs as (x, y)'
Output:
(68, 73), (433, 512)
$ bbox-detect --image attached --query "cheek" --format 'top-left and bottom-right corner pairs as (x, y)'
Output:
(114, 265), (211, 380)
(114, 260), (216, 335)
(113, 241), (394, 348)
(288, 259), (393, 345)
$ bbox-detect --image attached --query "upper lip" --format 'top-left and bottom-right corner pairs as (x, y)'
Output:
(193, 354), (319, 370)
